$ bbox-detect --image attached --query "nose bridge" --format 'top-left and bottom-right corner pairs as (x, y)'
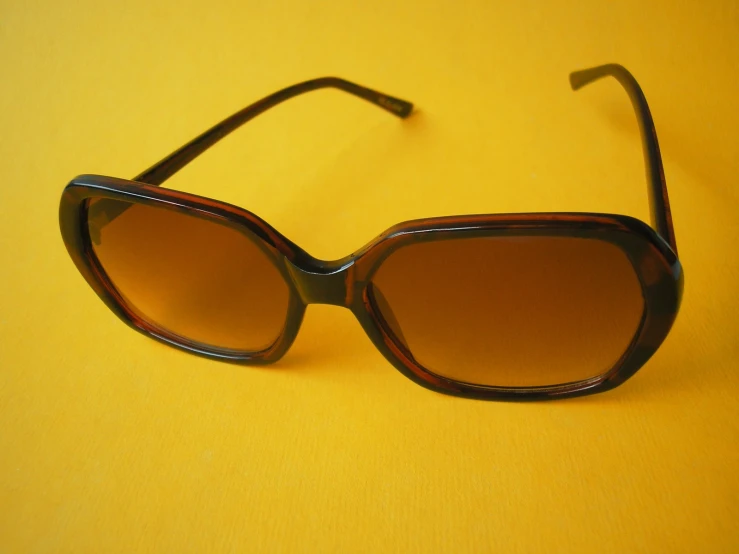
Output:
(284, 259), (355, 307)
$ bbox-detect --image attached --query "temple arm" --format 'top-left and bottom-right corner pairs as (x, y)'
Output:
(570, 64), (677, 254)
(133, 78), (414, 186)
(86, 78), (412, 238)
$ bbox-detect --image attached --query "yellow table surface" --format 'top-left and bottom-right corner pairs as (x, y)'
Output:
(1, 1), (738, 552)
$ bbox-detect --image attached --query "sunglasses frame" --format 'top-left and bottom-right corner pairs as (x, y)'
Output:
(59, 64), (683, 401)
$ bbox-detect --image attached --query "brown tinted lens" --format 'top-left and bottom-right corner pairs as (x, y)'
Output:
(87, 199), (290, 352)
(370, 236), (644, 387)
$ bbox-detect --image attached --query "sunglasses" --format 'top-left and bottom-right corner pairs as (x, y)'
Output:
(59, 63), (682, 401)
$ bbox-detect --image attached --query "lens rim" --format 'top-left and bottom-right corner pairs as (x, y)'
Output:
(354, 215), (682, 400)
(60, 175), (306, 363)
(61, 174), (682, 399)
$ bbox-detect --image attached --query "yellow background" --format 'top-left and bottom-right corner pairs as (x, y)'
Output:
(1, 1), (738, 552)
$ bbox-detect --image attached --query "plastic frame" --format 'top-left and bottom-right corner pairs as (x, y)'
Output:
(60, 64), (683, 401)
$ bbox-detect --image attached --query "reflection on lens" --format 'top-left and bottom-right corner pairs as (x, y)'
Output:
(88, 199), (290, 352)
(371, 235), (644, 387)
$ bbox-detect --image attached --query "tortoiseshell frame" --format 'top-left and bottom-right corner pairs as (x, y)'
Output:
(60, 64), (683, 401)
